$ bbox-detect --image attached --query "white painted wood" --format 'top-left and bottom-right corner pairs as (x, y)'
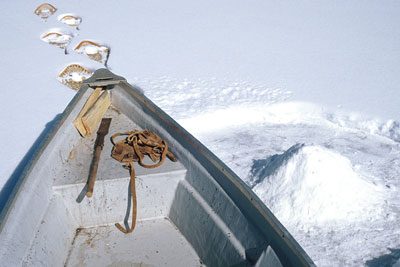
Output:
(65, 219), (201, 267)
(22, 194), (78, 267)
(54, 170), (186, 227)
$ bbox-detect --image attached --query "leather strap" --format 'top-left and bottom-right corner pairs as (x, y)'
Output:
(111, 129), (177, 234)
(115, 162), (137, 233)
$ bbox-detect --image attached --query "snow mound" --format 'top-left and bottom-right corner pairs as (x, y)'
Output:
(326, 111), (400, 143)
(250, 144), (384, 228)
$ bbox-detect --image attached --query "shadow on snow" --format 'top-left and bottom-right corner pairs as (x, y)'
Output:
(365, 248), (400, 267)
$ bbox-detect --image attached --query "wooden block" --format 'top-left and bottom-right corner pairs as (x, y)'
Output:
(81, 90), (111, 136)
(73, 87), (102, 136)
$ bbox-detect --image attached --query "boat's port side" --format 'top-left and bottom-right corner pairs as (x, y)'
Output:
(0, 88), (92, 266)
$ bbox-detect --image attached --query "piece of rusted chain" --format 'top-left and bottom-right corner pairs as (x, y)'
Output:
(111, 129), (177, 234)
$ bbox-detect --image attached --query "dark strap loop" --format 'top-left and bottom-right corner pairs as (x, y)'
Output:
(111, 129), (177, 234)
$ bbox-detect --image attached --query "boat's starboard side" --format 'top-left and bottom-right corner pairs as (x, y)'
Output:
(107, 70), (315, 267)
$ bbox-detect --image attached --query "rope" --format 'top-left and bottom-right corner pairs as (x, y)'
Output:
(111, 129), (177, 233)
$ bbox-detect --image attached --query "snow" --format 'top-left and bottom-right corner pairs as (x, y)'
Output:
(251, 144), (385, 226)
(1, 0), (400, 266)
(178, 99), (400, 266)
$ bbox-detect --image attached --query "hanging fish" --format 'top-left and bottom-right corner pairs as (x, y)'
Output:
(41, 30), (72, 53)
(74, 40), (109, 65)
(34, 3), (57, 20)
(58, 14), (82, 29)
(57, 64), (93, 90)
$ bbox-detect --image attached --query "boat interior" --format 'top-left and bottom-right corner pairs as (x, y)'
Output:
(0, 70), (311, 267)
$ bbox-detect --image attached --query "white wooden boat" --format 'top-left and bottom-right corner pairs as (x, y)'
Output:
(0, 69), (315, 267)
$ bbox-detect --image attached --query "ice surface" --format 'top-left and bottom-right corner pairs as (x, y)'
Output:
(1, 0), (400, 266)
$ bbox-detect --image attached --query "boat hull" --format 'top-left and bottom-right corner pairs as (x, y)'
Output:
(0, 69), (314, 266)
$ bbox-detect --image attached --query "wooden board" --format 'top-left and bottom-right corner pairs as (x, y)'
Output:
(73, 87), (102, 136)
(81, 90), (111, 136)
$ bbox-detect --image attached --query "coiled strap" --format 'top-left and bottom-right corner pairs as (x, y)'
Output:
(111, 129), (177, 233)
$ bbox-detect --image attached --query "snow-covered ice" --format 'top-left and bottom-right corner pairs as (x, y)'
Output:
(1, 0), (400, 266)
(58, 14), (81, 28)
(251, 144), (386, 226)
(138, 76), (400, 266)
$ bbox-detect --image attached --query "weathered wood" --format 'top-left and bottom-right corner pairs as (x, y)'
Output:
(86, 118), (112, 198)
(81, 90), (111, 136)
(73, 87), (102, 136)
(86, 146), (102, 198)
